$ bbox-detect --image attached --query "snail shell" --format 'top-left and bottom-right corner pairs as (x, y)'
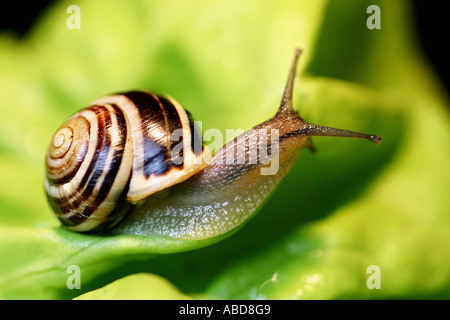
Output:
(45, 91), (208, 232)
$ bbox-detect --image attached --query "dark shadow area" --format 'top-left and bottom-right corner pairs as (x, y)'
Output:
(0, 1), (54, 37)
(412, 2), (450, 93)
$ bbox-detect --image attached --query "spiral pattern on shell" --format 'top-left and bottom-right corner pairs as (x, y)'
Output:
(45, 91), (207, 232)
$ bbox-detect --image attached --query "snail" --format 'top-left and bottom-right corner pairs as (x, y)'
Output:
(45, 49), (381, 239)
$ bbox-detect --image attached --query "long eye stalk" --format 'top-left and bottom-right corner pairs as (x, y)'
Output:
(277, 48), (302, 115)
(301, 123), (381, 144)
(278, 48), (381, 145)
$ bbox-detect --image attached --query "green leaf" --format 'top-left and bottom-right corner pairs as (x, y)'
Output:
(74, 273), (190, 300)
(0, 0), (449, 299)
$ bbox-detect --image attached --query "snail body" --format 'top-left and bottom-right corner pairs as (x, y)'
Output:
(45, 50), (380, 238)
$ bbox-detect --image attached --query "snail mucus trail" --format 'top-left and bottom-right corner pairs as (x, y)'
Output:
(45, 49), (380, 240)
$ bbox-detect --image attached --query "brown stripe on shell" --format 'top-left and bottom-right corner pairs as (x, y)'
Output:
(48, 105), (110, 225)
(157, 95), (184, 167)
(65, 104), (132, 231)
(48, 104), (132, 231)
(87, 177), (134, 232)
(121, 91), (184, 178)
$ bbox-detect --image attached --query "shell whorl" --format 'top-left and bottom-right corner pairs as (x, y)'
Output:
(45, 91), (207, 232)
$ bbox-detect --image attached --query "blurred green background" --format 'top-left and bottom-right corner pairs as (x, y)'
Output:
(0, 0), (449, 299)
